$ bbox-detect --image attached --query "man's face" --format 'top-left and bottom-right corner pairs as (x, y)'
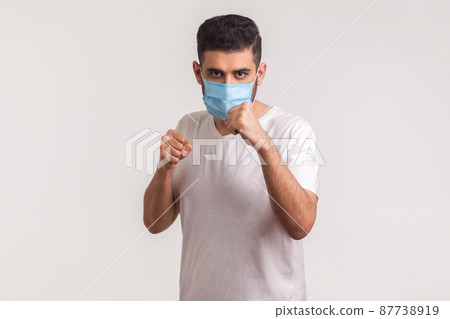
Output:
(193, 49), (266, 102)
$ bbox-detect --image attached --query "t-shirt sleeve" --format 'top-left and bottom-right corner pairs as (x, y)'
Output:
(174, 117), (184, 133)
(174, 117), (183, 133)
(286, 122), (320, 200)
(174, 114), (192, 138)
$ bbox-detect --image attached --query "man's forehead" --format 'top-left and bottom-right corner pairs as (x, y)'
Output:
(202, 49), (255, 70)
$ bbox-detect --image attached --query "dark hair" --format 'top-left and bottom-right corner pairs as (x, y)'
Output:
(196, 14), (262, 67)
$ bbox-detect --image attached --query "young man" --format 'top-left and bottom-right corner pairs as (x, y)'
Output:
(144, 14), (319, 301)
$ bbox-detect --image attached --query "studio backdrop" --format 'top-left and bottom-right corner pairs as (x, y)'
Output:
(0, 0), (449, 300)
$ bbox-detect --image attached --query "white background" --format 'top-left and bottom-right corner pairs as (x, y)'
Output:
(0, 0), (449, 300)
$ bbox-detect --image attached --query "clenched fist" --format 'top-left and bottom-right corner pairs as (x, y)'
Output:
(158, 129), (192, 170)
(225, 102), (269, 148)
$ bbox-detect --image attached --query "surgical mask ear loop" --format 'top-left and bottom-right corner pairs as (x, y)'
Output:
(200, 65), (207, 85)
(252, 66), (260, 85)
(249, 65), (261, 104)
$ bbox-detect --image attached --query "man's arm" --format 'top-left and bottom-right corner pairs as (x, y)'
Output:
(225, 102), (318, 240)
(257, 142), (318, 240)
(143, 165), (178, 234)
(143, 130), (192, 234)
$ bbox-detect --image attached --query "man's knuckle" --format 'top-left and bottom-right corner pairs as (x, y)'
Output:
(178, 135), (187, 144)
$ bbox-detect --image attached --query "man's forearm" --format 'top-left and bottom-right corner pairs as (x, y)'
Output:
(143, 165), (177, 233)
(222, 102), (317, 239)
(258, 142), (316, 240)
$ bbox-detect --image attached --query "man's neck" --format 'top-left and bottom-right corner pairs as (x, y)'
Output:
(213, 100), (271, 136)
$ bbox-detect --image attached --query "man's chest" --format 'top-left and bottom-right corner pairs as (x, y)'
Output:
(171, 138), (275, 230)
(173, 137), (266, 190)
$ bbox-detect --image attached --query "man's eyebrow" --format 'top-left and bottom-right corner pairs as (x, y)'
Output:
(233, 68), (251, 72)
(205, 67), (251, 73)
(206, 67), (223, 73)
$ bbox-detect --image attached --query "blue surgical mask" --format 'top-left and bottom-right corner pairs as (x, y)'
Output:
(201, 66), (260, 120)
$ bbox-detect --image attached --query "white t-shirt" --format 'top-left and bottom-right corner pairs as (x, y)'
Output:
(172, 105), (319, 301)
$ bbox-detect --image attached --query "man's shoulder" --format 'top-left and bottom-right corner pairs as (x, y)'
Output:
(175, 110), (210, 131)
(265, 106), (315, 138)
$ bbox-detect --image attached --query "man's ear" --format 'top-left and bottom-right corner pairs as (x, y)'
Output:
(256, 62), (267, 86)
(192, 61), (202, 85)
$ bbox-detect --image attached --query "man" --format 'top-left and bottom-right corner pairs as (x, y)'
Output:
(143, 14), (319, 301)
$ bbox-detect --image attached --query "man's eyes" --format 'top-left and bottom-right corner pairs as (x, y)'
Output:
(208, 72), (248, 78)
(210, 71), (222, 77)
